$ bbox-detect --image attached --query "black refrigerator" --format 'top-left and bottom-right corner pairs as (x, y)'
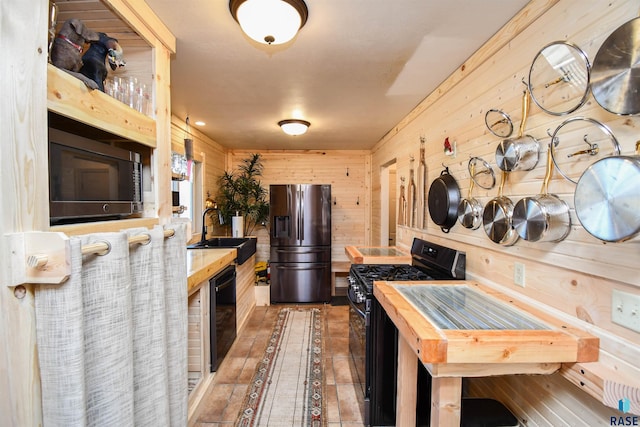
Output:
(269, 184), (332, 303)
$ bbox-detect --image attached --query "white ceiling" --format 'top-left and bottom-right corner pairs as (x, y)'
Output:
(144, 0), (530, 150)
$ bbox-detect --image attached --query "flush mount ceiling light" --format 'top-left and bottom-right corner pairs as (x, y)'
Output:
(278, 119), (310, 136)
(229, 0), (308, 45)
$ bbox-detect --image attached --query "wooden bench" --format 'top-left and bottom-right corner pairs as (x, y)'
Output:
(331, 261), (351, 296)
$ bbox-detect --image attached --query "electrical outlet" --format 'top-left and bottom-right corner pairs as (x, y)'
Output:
(612, 289), (640, 333)
(514, 262), (525, 287)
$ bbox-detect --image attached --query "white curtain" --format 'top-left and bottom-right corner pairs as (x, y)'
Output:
(34, 223), (188, 427)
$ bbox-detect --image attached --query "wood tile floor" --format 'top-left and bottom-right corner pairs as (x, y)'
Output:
(190, 303), (365, 426)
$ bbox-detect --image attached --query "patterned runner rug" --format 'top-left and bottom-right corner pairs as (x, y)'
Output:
(236, 307), (326, 427)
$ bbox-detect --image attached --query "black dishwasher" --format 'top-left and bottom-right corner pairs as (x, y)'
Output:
(210, 265), (237, 372)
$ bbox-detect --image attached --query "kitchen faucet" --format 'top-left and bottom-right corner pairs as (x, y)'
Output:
(200, 207), (216, 243)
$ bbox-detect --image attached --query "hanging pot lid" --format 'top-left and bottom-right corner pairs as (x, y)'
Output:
(549, 116), (621, 184)
(468, 156), (496, 190)
(485, 109), (514, 137)
(529, 41), (591, 115)
(591, 17), (640, 115)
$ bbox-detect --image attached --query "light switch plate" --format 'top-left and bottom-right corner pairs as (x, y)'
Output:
(612, 289), (640, 333)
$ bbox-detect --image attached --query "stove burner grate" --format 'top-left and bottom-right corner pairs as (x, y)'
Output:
(351, 264), (433, 293)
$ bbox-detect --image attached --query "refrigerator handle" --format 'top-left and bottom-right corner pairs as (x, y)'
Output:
(299, 189), (304, 241)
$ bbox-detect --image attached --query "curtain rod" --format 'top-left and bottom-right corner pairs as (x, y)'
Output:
(5, 228), (178, 288)
(27, 229), (176, 268)
(79, 228), (176, 257)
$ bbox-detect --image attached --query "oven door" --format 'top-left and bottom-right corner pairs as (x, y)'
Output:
(347, 285), (369, 411)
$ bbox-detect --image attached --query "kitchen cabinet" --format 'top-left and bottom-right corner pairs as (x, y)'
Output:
(184, 247), (256, 422)
(186, 249), (236, 419)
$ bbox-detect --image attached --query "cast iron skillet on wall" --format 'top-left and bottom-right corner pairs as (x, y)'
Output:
(428, 166), (460, 233)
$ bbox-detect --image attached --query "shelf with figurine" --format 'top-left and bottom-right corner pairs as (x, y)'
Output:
(47, 5), (158, 148)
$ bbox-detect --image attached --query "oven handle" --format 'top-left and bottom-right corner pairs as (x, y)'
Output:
(347, 290), (366, 319)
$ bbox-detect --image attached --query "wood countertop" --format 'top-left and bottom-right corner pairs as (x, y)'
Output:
(374, 280), (600, 426)
(345, 245), (411, 264)
(187, 248), (237, 295)
(374, 280), (599, 369)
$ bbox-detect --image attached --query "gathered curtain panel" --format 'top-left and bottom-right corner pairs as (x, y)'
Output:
(34, 223), (188, 427)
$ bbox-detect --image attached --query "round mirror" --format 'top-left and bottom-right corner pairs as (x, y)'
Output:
(468, 157), (496, 190)
(485, 109), (513, 137)
(529, 41), (591, 115)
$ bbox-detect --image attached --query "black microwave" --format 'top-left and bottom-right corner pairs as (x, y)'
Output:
(48, 128), (143, 224)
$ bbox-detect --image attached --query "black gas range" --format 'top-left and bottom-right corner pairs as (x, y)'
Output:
(347, 238), (465, 426)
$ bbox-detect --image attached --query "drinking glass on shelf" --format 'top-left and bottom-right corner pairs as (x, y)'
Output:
(127, 76), (138, 109)
(142, 84), (152, 116)
(135, 83), (147, 113)
(112, 76), (125, 103)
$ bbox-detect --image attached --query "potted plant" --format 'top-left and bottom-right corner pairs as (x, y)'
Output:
(216, 153), (269, 236)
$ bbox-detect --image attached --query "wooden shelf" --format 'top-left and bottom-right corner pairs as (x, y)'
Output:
(49, 217), (160, 236)
(47, 64), (156, 148)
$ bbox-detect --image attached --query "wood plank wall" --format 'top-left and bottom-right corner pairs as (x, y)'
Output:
(227, 150), (371, 265)
(370, 0), (640, 424)
(171, 117), (256, 329)
(172, 124), (373, 292)
(236, 254), (257, 331)
(0, 1), (48, 425)
(170, 115), (228, 241)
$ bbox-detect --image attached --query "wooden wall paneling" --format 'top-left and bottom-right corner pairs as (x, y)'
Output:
(227, 150), (370, 264)
(370, 0), (640, 421)
(468, 372), (613, 426)
(236, 255), (257, 332)
(112, 46), (154, 106)
(187, 289), (203, 373)
(0, 0), (48, 424)
(374, 0), (640, 285)
(105, 0), (176, 51)
(1, 0), (175, 424)
(154, 43), (173, 224)
(170, 115), (227, 240)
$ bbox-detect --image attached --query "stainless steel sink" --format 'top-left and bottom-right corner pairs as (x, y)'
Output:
(187, 237), (257, 265)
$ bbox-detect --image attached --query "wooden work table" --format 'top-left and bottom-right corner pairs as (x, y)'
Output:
(186, 248), (237, 295)
(345, 245), (411, 264)
(374, 280), (599, 427)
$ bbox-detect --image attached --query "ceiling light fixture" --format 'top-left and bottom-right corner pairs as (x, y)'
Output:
(229, 0), (308, 45)
(278, 119), (310, 136)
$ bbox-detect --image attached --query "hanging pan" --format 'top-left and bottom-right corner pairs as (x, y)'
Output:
(574, 141), (640, 242)
(458, 157), (494, 229)
(591, 17), (640, 115)
(428, 166), (460, 233)
(482, 169), (519, 246)
(512, 143), (571, 242)
(496, 86), (540, 171)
